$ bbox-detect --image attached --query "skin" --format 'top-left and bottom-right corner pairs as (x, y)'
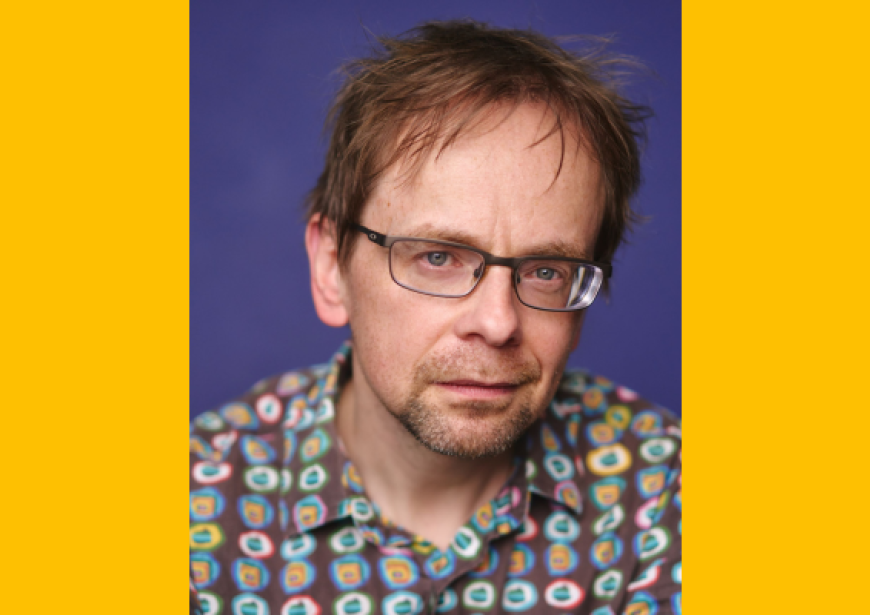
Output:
(305, 103), (604, 549)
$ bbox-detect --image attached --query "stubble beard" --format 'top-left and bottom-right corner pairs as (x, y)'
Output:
(387, 351), (548, 459)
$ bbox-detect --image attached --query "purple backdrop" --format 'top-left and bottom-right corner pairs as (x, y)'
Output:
(191, 1), (681, 419)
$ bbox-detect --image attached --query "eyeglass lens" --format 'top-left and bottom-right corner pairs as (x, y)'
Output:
(388, 240), (602, 311)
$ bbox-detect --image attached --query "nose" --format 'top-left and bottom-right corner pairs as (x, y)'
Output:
(453, 265), (522, 347)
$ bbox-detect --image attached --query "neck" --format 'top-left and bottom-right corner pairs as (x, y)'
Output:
(336, 363), (514, 551)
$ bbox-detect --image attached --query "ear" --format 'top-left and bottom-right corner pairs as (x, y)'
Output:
(305, 215), (349, 327)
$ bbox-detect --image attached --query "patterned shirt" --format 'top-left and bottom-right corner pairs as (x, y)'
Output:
(190, 343), (682, 615)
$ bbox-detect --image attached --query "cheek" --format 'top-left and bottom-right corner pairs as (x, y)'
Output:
(348, 257), (436, 337)
(345, 257), (451, 387)
(527, 312), (584, 371)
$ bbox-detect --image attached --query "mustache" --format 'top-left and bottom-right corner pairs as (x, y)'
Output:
(413, 350), (541, 386)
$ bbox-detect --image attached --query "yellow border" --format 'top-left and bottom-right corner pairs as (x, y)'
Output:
(2, 3), (188, 610)
(686, 1), (870, 611)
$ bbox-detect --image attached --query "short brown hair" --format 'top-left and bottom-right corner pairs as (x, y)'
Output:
(306, 20), (650, 283)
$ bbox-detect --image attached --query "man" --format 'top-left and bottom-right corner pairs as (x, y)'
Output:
(190, 20), (681, 615)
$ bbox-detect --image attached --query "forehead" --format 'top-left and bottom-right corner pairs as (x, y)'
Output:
(363, 103), (604, 256)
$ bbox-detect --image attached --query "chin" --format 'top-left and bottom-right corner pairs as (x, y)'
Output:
(395, 397), (537, 459)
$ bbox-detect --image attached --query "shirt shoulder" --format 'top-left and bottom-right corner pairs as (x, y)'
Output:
(525, 369), (680, 505)
(189, 361), (337, 464)
(550, 370), (682, 607)
(524, 368), (680, 504)
(551, 368), (681, 443)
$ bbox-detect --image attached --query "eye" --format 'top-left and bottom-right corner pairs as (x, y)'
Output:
(535, 267), (558, 280)
(426, 252), (449, 266)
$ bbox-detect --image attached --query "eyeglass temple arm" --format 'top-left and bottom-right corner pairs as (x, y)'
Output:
(355, 224), (387, 246)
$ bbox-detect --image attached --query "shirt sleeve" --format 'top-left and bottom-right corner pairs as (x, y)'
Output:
(190, 412), (239, 612)
(621, 444), (682, 614)
(190, 574), (204, 615)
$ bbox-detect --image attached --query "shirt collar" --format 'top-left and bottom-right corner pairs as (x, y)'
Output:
(281, 342), (583, 541)
(281, 342), (358, 538)
(520, 408), (585, 516)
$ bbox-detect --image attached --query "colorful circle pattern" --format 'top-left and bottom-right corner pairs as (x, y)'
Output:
(190, 344), (681, 614)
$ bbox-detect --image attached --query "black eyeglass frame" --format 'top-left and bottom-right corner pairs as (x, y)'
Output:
(354, 224), (612, 312)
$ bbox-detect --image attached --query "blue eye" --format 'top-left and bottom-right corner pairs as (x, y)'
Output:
(535, 268), (556, 280)
(427, 252), (448, 266)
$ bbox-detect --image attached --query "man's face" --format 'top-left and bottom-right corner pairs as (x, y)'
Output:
(340, 103), (604, 459)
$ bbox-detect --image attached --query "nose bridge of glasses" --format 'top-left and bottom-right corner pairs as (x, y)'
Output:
(471, 254), (527, 302)
(469, 253), (524, 286)
(467, 259), (523, 315)
(482, 252), (521, 267)
(466, 252), (534, 292)
(480, 252), (524, 276)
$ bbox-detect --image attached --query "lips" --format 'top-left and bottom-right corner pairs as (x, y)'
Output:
(443, 377), (518, 385)
(434, 380), (520, 400)
(436, 380), (521, 394)
(435, 379), (523, 396)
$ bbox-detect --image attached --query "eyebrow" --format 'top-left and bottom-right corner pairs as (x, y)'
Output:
(398, 222), (591, 260)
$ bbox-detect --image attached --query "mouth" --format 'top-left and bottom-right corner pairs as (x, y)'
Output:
(434, 379), (521, 400)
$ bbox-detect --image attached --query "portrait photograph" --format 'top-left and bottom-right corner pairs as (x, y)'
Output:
(8, 1), (862, 612)
(190, 2), (681, 613)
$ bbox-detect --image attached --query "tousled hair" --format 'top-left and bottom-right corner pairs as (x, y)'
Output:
(306, 20), (651, 285)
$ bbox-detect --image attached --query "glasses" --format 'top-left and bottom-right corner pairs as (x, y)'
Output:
(355, 224), (612, 312)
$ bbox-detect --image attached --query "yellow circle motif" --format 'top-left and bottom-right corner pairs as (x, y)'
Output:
(189, 523), (225, 551)
(586, 444), (632, 476)
(604, 405), (632, 430)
